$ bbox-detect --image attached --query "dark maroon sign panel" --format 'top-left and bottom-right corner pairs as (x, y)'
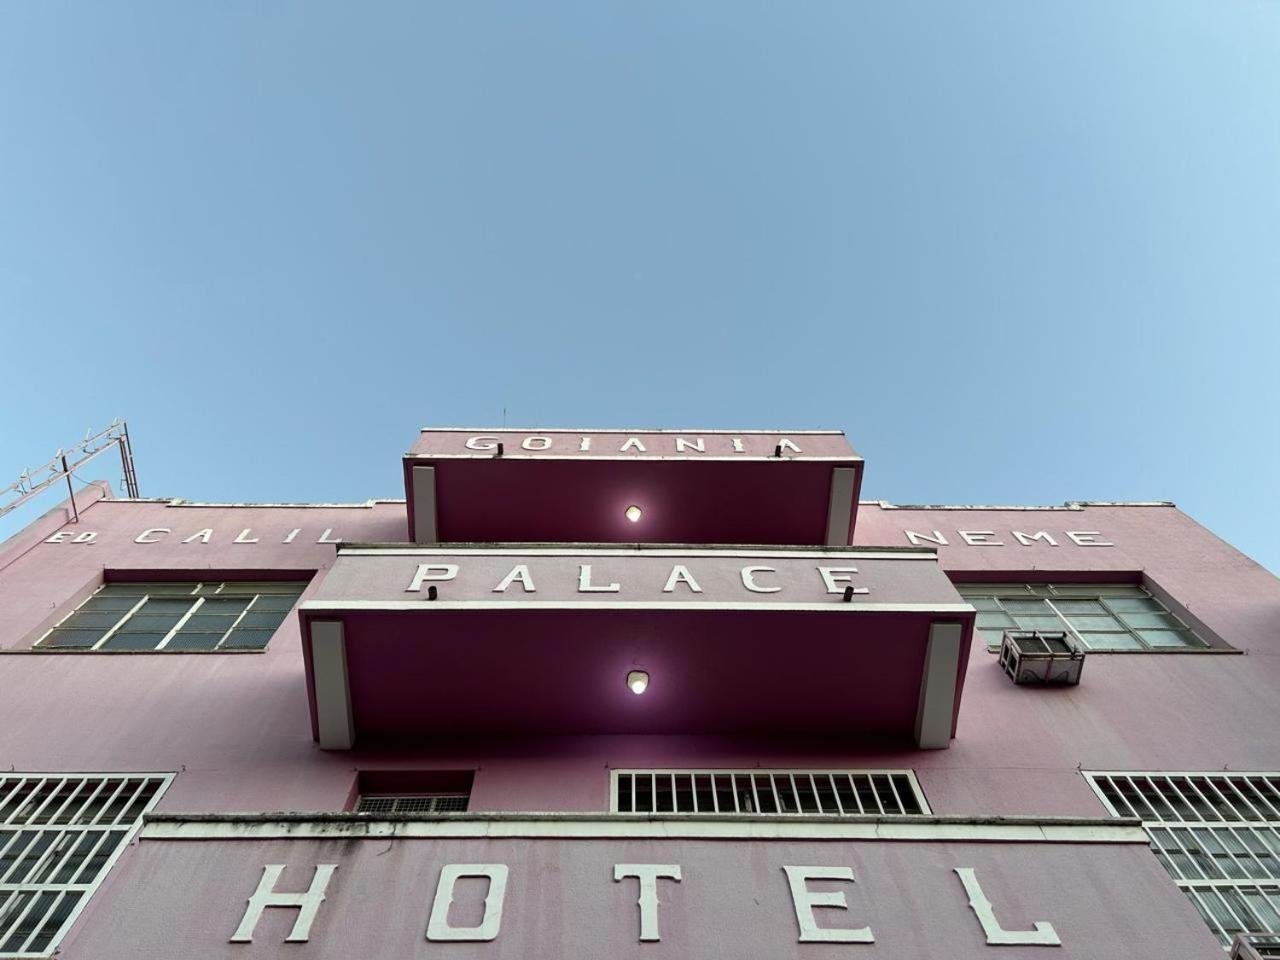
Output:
(405, 430), (862, 545)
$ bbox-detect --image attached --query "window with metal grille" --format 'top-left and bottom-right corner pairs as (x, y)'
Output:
(1086, 772), (1280, 946)
(612, 770), (929, 815)
(37, 581), (306, 651)
(1234, 933), (1280, 960)
(355, 794), (469, 814)
(0, 774), (170, 956)
(956, 583), (1208, 651)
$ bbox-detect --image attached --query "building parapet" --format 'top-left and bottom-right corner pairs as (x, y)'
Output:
(141, 812), (1149, 844)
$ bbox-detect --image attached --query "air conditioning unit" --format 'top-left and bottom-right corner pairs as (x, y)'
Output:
(998, 631), (1084, 686)
(1232, 933), (1280, 960)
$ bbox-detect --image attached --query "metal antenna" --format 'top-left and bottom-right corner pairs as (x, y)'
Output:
(0, 419), (140, 521)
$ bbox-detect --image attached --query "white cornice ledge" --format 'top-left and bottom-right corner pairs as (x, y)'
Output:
(141, 813), (1147, 844)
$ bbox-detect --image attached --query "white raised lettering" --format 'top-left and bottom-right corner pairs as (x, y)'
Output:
(426, 864), (508, 942)
(521, 436), (552, 451)
(675, 437), (705, 453)
(579, 437), (591, 452)
(818, 566), (869, 595)
(44, 532), (72, 543)
(614, 864), (681, 942)
(283, 528), (301, 544)
(183, 529), (214, 544)
(71, 531), (97, 543)
(234, 528), (260, 544)
(905, 530), (948, 547)
(578, 564), (620, 593)
(777, 438), (802, 454)
(134, 527), (170, 544)
(1066, 531), (1114, 547)
(782, 866), (873, 943)
(741, 566), (781, 593)
(406, 564), (459, 592)
(954, 867), (1060, 946)
(731, 438), (745, 452)
(465, 436), (499, 451)
(230, 863), (335, 944)
(662, 565), (703, 594)
(317, 529), (341, 544)
(1013, 531), (1058, 547)
(493, 565), (536, 593)
(619, 437), (647, 453)
(959, 530), (1003, 546)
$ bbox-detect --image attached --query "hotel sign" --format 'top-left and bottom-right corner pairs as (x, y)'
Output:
(303, 548), (966, 611)
(63, 820), (1221, 959)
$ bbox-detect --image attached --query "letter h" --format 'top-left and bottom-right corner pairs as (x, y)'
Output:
(230, 864), (336, 943)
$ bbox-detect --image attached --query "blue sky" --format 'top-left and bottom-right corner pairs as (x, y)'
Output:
(1, 2), (1277, 571)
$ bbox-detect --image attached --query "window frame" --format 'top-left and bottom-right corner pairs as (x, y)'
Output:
(1086, 771), (1280, 946)
(609, 769), (931, 816)
(956, 583), (1210, 652)
(0, 772), (173, 958)
(34, 581), (306, 653)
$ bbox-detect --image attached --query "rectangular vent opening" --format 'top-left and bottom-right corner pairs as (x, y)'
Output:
(355, 794), (469, 815)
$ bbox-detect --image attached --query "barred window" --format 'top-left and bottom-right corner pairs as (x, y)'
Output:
(612, 770), (929, 816)
(1234, 932), (1280, 958)
(356, 794), (469, 815)
(0, 774), (170, 956)
(1087, 772), (1280, 946)
(37, 582), (306, 652)
(956, 583), (1207, 651)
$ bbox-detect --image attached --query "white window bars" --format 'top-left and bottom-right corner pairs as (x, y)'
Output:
(611, 770), (929, 816)
(1087, 772), (1280, 947)
(0, 774), (171, 957)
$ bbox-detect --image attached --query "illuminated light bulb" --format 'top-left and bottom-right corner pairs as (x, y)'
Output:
(626, 670), (649, 695)
(625, 505), (643, 523)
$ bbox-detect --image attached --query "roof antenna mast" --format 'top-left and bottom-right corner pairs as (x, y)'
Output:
(0, 419), (140, 522)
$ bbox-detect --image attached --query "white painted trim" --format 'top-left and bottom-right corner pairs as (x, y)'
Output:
(114, 500), (389, 509)
(824, 468), (856, 547)
(300, 600), (976, 614)
(418, 428), (848, 435)
(1084, 770), (1280, 778)
(869, 500), (1174, 511)
(411, 465), (438, 544)
(407, 454), (861, 462)
(139, 815), (1148, 844)
(915, 622), (962, 750)
(311, 621), (354, 750)
(334, 547), (936, 560)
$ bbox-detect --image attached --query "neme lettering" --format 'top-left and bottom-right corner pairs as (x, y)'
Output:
(904, 528), (1114, 548)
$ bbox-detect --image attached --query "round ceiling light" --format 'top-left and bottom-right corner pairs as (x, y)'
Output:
(625, 505), (643, 523)
(626, 670), (649, 695)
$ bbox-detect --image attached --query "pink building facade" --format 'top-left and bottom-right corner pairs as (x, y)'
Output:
(0, 428), (1277, 958)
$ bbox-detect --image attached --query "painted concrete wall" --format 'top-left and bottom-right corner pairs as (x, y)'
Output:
(1, 496), (1276, 818)
(2, 493), (1275, 957)
(62, 832), (1220, 959)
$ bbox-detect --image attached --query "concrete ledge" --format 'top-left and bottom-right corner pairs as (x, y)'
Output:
(141, 812), (1148, 844)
